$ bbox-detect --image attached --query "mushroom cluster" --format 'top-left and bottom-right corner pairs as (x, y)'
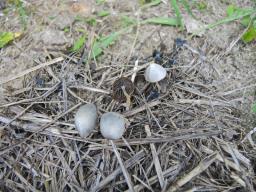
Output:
(74, 62), (167, 140)
(75, 104), (126, 140)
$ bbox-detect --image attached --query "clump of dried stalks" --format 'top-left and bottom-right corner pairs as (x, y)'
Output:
(0, 38), (255, 192)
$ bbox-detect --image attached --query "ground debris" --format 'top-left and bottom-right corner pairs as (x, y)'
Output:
(0, 0), (255, 191)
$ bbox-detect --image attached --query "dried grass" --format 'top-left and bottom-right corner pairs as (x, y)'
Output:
(0, 35), (255, 192)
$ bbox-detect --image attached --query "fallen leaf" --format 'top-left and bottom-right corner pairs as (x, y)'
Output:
(242, 26), (256, 43)
(0, 32), (21, 48)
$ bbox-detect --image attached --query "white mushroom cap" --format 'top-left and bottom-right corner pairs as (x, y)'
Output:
(144, 63), (167, 83)
(100, 112), (125, 140)
(75, 104), (97, 138)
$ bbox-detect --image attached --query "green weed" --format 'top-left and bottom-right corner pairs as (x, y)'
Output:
(252, 103), (256, 113)
(196, 1), (207, 11)
(0, 32), (21, 48)
(75, 16), (97, 26)
(226, 4), (256, 43)
(11, 0), (28, 30)
(120, 16), (137, 27)
(63, 27), (70, 33)
(97, 10), (110, 17)
(91, 32), (120, 59)
(71, 34), (87, 52)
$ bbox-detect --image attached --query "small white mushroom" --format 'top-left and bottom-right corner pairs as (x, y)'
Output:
(75, 103), (97, 138)
(100, 112), (125, 140)
(144, 63), (167, 83)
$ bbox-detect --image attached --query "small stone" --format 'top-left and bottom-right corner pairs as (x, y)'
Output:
(33, 29), (69, 45)
(51, 11), (75, 30)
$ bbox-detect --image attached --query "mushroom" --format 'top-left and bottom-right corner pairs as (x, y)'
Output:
(74, 103), (97, 138)
(112, 77), (134, 109)
(144, 63), (167, 83)
(100, 112), (125, 140)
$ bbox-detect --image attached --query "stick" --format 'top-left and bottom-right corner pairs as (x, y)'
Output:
(123, 100), (161, 117)
(70, 85), (110, 94)
(126, 165), (181, 192)
(0, 57), (63, 85)
(131, 59), (139, 83)
(113, 131), (221, 146)
(145, 125), (166, 189)
(166, 152), (218, 192)
(110, 140), (135, 192)
(0, 103), (82, 156)
(91, 150), (145, 192)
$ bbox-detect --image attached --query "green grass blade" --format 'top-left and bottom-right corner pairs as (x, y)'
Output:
(96, 0), (106, 4)
(252, 103), (256, 113)
(190, 8), (256, 36)
(206, 8), (255, 29)
(226, 5), (254, 27)
(98, 10), (110, 17)
(170, 0), (183, 28)
(180, 0), (195, 18)
(144, 17), (178, 26)
(140, 0), (162, 9)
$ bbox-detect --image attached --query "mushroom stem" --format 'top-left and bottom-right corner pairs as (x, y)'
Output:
(121, 86), (131, 110)
(156, 82), (161, 92)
